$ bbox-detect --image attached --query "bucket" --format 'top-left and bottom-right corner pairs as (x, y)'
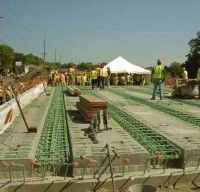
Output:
(128, 184), (157, 192)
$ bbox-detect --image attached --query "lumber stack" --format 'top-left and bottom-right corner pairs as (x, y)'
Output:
(66, 86), (81, 96)
(76, 95), (108, 122)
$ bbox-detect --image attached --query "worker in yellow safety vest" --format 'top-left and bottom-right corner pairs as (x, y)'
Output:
(151, 59), (166, 100)
(197, 60), (200, 98)
(126, 73), (132, 86)
(81, 73), (87, 86)
(90, 67), (98, 90)
(68, 66), (75, 85)
(76, 74), (81, 86)
(182, 67), (188, 82)
(98, 64), (107, 90)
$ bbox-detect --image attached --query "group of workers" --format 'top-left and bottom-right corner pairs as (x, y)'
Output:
(0, 80), (26, 106)
(48, 60), (200, 99)
(151, 59), (200, 100)
(0, 85), (12, 106)
(48, 64), (146, 91)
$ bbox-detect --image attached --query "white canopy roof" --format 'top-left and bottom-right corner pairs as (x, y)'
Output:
(104, 56), (151, 74)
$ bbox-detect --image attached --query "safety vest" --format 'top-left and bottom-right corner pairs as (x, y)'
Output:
(154, 65), (164, 79)
(91, 70), (97, 80)
(127, 75), (132, 82)
(197, 68), (200, 81)
(77, 75), (81, 83)
(99, 68), (107, 77)
(82, 75), (87, 82)
(69, 68), (74, 75)
(182, 70), (188, 80)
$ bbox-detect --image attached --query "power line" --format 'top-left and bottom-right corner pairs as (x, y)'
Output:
(3, 0), (38, 39)
(42, 38), (47, 67)
(55, 49), (57, 63)
(3, 19), (27, 46)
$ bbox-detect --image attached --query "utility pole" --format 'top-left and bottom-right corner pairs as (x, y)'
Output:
(55, 49), (57, 64)
(42, 38), (47, 67)
(60, 55), (62, 65)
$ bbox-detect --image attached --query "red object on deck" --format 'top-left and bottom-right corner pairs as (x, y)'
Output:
(76, 95), (108, 122)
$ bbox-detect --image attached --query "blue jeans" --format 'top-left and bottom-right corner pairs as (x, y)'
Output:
(198, 82), (200, 97)
(152, 79), (163, 99)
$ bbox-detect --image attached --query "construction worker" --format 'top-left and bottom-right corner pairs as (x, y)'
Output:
(90, 67), (98, 90)
(76, 74), (81, 86)
(60, 73), (65, 86)
(50, 71), (56, 86)
(19, 82), (26, 93)
(126, 73), (132, 86)
(82, 73), (87, 86)
(113, 73), (119, 86)
(68, 66), (75, 85)
(54, 72), (60, 86)
(141, 75), (145, 86)
(182, 67), (188, 82)
(98, 64), (107, 90)
(0, 85), (3, 105)
(106, 67), (111, 86)
(151, 59), (166, 100)
(197, 61), (200, 99)
(120, 74), (126, 85)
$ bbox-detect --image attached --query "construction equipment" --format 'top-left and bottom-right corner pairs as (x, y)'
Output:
(87, 110), (110, 143)
(10, 85), (37, 133)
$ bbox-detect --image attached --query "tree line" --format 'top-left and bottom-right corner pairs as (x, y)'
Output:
(0, 44), (99, 75)
(0, 31), (200, 77)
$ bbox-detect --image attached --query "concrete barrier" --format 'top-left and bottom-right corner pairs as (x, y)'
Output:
(0, 84), (44, 134)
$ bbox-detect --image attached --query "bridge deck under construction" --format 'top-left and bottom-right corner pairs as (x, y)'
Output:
(0, 85), (200, 192)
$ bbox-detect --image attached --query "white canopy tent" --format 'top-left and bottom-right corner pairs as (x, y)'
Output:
(104, 56), (151, 74)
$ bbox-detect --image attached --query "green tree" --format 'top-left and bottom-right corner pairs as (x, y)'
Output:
(168, 62), (183, 77)
(0, 45), (14, 74)
(76, 62), (92, 71)
(185, 31), (200, 78)
(24, 53), (43, 66)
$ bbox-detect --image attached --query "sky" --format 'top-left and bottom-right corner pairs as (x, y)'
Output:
(0, 0), (200, 67)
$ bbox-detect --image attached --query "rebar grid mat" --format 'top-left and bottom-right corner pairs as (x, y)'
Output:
(80, 88), (182, 160)
(36, 86), (70, 165)
(109, 88), (200, 128)
(121, 85), (200, 107)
